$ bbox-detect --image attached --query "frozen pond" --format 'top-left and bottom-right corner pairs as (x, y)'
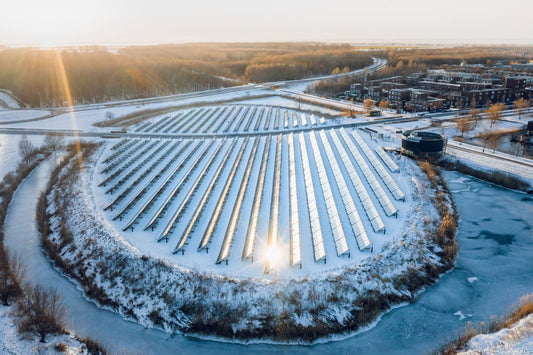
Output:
(3, 159), (533, 354)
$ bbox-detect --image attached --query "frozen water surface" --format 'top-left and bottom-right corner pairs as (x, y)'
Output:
(3, 158), (533, 353)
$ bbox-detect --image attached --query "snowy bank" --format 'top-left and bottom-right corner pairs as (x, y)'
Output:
(459, 314), (533, 355)
(38, 142), (458, 343)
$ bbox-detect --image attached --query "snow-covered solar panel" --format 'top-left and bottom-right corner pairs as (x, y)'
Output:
(374, 146), (400, 173)
(225, 106), (249, 133)
(308, 132), (349, 257)
(350, 130), (405, 201)
(121, 140), (201, 231)
(170, 138), (239, 252)
(198, 137), (249, 251)
(236, 106), (256, 132)
(301, 114), (308, 127)
(193, 107), (220, 133)
(253, 107), (266, 132)
(339, 128), (398, 218)
(319, 130), (371, 250)
(165, 113), (185, 133)
(202, 107), (227, 133)
(242, 136), (271, 260)
(182, 108), (210, 133)
(287, 134), (302, 266)
(159, 139), (225, 245)
(106, 141), (178, 213)
(260, 106), (271, 131)
(309, 114), (317, 126)
(172, 109), (198, 133)
(330, 130), (386, 232)
(144, 140), (215, 231)
(105, 140), (166, 194)
(212, 106), (237, 133)
(274, 107), (281, 130)
(298, 132), (326, 262)
(217, 137), (260, 264)
(265, 134), (282, 273)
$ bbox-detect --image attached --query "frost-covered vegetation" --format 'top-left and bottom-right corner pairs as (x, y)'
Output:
(438, 294), (533, 354)
(39, 143), (457, 342)
(0, 141), (107, 353)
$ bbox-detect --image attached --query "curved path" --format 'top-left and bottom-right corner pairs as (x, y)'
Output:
(3, 158), (533, 354)
(2, 156), (251, 354)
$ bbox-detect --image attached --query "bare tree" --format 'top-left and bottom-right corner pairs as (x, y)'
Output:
(12, 284), (66, 343)
(378, 100), (389, 112)
(362, 98), (374, 116)
(486, 103), (505, 128)
(479, 130), (503, 153)
(469, 107), (481, 127)
(0, 253), (24, 306)
(18, 135), (36, 164)
(457, 116), (474, 137)
(44, 132), (65, 152)
(514, 98), (530, 120)
(487, 132), (503, 153)
(479, 130), (492, 152)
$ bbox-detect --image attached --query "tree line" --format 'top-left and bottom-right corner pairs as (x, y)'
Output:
(0, 43), (372, 107)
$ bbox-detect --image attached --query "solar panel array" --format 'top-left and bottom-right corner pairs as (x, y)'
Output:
(308, 131), (350, 257)
(98, 105), (407, 274)
(319, 130), (371, 250)
(298, 132), (326, 262)
(339, 128), (398, 219)
(329, 130), (386, 233)
(350, 130), (405, 201)
(287, 134), (302, 266)
(375, 146), (400, 173)
(133, 105), (329, 135)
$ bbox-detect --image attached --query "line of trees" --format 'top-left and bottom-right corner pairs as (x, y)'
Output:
(0, 44), (372, 107)
(380, 46), (533, 68)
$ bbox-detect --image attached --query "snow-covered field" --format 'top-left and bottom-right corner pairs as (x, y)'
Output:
(0, 91), (21, 109)
(0, 133), (45, 179)
(459, 314), (533, 355)
(0, 87), (275, 132)
(44, 142), (446, 340)
(0, 306), (89, 355)
(0, 109), (50, 123)
(91, 104), (411, 278)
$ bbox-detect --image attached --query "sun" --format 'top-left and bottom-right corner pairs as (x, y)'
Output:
(265, 245), (280, 274)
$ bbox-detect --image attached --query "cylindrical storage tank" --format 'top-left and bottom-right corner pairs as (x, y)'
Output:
(401, 131), (444, 157)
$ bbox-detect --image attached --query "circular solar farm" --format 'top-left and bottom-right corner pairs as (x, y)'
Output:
(93, 104), (410, 278)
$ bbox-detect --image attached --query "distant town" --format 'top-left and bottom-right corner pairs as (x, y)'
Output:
(344, 61), (532, 113)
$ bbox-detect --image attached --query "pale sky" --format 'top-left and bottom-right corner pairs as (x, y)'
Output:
(1, 0), (532, 46)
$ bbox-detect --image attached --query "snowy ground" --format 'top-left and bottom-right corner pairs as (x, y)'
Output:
(91, 104), (412, 279)
(0, 306), (89, 355)
(0, 87), (275, 132)
(0, 109), (51, 123)
(0, 91), (21, 109)
(0, 133), (45, 179)
(3, 158), (530, 353)
(445, 141), (533, 182)
(43, 143), (447, 340)
(459, 314), (533, 355)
